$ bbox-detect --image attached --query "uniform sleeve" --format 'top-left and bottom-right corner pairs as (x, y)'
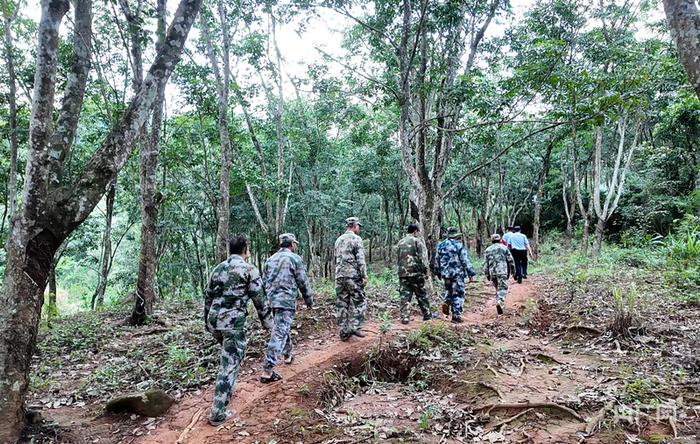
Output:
(396, 242), (401, 269)
(460, 245), (476, 277)
(263, 259), (272, 295)
(418, 238), (429, 274)
(294, 257), (314, 307)
(355, 237), (368, 280)
(203, 269), (222, 329)
(248, 267), (273, 330)
(482, 252), (490, 279)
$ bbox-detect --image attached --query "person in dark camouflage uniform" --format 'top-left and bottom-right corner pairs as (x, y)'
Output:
(260, 233), (313, 383)
(435, 227), (476, 323)
(483, 233), (516, 315)
(334, 217), (368, 340)
(203, 235), (273, 426)
(396, 224), (433, 324)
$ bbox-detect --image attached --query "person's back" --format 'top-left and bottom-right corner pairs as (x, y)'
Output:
(397, 235), (426, 278)
(206, 255), (264, 331)
(437, 239), (471, 279)
(335, 231), (365, 279)
(484, 243), (513, 277)
(509, 232), (529, 250)
(502, 230), (513, 247)
(264, 248), (312, 310)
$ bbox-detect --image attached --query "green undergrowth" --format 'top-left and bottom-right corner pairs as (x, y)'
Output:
(536, 215), (700, 305)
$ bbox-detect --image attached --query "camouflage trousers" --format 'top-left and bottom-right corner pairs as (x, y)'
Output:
(443, 277), (465, 318)
(264, 308), (294, 372)
(490, 274), (509, 305)
(335, 278), (367, 336)
(399, 276), (431, 322)
(209, 328), (247, 422)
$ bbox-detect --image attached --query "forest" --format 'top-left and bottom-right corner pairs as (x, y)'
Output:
(0, 0), (699, 442)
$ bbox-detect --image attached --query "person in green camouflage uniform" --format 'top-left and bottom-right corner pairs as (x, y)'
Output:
(396, 224), (433, 324)
(260, 233), (313, 384)
(334, 217), (368, 340)
(203, 235), (273, 426)
(483, 233), (516, 315)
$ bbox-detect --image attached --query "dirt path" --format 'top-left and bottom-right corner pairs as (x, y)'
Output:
(139, 279), (537, 444)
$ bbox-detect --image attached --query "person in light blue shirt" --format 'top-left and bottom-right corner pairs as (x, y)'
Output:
(501, 226), (514, 247)
(508, 226), (532, 283)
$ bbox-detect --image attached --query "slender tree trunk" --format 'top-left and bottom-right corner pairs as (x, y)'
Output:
(201, 0), (234, 262)
(592, 216), (606, 257)
(92, 182), (115, 309)
(131, 0), (166, 325)
(270, 12), (288, 234)
(663, 0), (700, 100)
(2, 10), (19, 246)
(533, 141), (554, 258)
(46, 262), (58, 326)
(0, 0), (201, 438)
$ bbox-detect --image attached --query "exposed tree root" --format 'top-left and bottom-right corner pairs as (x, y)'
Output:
(176, 407), (204, 444)
(532, 353), (566, 366)
(490, 407), (534, 430)
(481, 401), (584, 422)
(460, 380), (503, 399)
(566, 325), (603, 336)
(585, 402), (613, 435)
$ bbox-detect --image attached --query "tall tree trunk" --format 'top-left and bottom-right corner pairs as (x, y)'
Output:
(91, 182), (115, 309)
(131, 0), (167, 325)
(532, 140), (554, 258)
(581, 206), (593, 254)
(592, 216), (606, 258)
(0, 0), (201, 439)
(2, 9), (19, 246)
(201, 0), (234, 262)
(663, 0), (700, 100)
(270, 12), (287, 234)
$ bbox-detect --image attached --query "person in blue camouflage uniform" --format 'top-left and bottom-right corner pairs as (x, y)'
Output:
(435, 227), (476, 323)
(396, 224), (433, 324)
(483, 233), (516, 315)
(334, 217), (368, 340)
(204, 235), (273, 426)
(260, 233), (313, 383)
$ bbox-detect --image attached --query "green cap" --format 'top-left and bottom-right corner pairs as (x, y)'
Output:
(446, 227), (462, 239)
(279, 233), (299, 245)
(346, 217), (363, 226)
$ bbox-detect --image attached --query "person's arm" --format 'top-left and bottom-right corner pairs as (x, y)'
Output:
(203, 267), (222, 330)
(418, 238), (429, 276)
(482, 253), (490, 280)
(506, 249), (516, 278)
(356, 237), (368, 285)
(294, 257), (313, 308)
(263, 259), (272, 295)
(525, 236), (533, 258)
(460, 244), (476, 280)
(248, 267), (273, 330)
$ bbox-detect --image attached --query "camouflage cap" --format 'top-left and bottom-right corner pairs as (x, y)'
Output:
(279, 232), (299, 245)
(446, 227), (462, 239)
(491, 233), (501, 242)
(345, 217), (363, 226)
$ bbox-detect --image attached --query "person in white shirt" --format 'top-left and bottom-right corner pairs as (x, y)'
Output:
(508, 226), (532, 284)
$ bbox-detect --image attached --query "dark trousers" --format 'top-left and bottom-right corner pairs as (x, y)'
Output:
(511, 249), (528, 280)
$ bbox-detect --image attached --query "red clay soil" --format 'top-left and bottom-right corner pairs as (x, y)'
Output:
(139, 279), (537, 444)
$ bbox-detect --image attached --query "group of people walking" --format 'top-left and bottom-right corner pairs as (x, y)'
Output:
(202, 217), (530, 426)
